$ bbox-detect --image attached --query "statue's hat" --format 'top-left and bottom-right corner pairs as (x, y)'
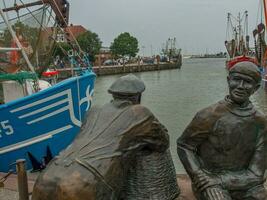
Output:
(229, 61), (261, 83)
(108, 74), (145, 95)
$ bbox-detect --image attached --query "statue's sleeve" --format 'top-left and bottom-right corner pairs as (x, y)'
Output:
(120, 106), (169, 153)
(177, 110), (210, 178)
(221, 126), (267, 190)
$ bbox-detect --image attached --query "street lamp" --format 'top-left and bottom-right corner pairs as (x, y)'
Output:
(141, 45), (145, 58)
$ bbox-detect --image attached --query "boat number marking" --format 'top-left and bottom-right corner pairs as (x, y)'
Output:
(0, 120), (14, 137)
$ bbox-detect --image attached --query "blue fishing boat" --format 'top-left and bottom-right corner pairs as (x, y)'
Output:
(0, 70), (96, 172)
(0, 0), (96, 172)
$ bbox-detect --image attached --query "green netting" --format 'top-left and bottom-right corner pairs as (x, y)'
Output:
(0, 71), (37, 84)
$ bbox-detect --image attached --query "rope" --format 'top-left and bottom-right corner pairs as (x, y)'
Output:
(17, 1), (46, 65)
(2, 0), (9, 19)
(4, 0), (90, 71)
(0, 6), (44, 25)
(50, 0), (83, 53)
(17, 0), (70, 58)
(45, 6), (53, 27)
(39, 0), (84, 61)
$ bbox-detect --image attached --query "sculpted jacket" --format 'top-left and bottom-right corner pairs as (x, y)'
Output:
(177, 96), (267, 191)
(33, 99), (179, 200)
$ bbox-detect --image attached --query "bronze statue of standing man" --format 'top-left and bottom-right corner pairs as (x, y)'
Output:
(177, 61), (267, 200)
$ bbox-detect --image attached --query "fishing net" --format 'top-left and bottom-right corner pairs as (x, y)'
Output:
(0, 71), (37, 83)
(0, 1), (58, 75)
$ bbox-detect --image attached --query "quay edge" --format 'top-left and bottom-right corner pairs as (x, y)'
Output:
(57, 62), (182, 79)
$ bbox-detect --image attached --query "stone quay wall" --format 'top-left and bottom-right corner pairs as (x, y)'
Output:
(93, 63), (181, 76)
(57, 62), (181, 79)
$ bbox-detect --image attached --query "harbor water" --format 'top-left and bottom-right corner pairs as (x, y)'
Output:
(93, 58), (267, 173)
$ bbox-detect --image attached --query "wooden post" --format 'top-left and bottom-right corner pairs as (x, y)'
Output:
(98, 55), (102, 76)
(123, 58), (126, 73)
(137, 56), (141, 72)
(156, 55), (160, 70)
(16, 159), (29, 200)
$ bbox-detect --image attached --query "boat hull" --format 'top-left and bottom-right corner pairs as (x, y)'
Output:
(0, 70), (96, 172)
(225, 55), (257, 70)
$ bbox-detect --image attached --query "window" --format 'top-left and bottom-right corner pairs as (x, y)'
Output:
(56, 33), (65, 42)
(0, 31), (4, 39)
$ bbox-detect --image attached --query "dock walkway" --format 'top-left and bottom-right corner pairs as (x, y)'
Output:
(4, 172), (267, 199)
(0, 173), (195, 200)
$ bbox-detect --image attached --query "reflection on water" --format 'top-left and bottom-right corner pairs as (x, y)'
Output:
(92, 58), (266, 173)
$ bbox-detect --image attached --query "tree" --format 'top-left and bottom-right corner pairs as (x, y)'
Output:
(110, 32), (139, 58)
(3, 21), (39, 48)
(76, 31), (102, 62)
(52, 42), (72, 58)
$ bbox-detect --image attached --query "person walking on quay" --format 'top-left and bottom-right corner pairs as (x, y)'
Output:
(177, 61), (267, 200)
(32, 74), (180, 200)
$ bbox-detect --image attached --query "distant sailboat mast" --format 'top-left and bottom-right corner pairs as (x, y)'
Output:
(263, 0), (267, 25)
(260, 0), (267, 68)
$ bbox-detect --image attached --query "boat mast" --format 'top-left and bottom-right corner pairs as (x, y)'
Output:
(262, 0), (267, 66)
(263, 0), (267, 25)
(238, 12), (241, 54)
(245, 11), (250, 53)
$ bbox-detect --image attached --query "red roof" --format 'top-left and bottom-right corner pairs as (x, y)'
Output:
(64, 25), (87, 39)
(40, 25), (88, 42)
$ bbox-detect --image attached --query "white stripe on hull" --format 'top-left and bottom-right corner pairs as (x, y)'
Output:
(0, 125), (73, 154)
(27, 106), (69, 125)
(10, 90), (70, 113)
(19, 99), (68, 119)
(10, 89), (82, 127)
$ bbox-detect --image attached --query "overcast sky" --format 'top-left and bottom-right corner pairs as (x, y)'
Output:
(70, 0), (261, 55)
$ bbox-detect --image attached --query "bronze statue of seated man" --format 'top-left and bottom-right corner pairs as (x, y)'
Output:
(32, 74), (180, 200)
(177, 61), (267, 200)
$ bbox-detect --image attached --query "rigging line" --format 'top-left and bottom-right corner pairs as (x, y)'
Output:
(246, 14), (249, 36)
(45, 6), (52, 27)
(0, 7), (36, 74)
(240, 13), (245, 22)
(226, 14), (230, 40)
(229, 18), (235, 37)
(256, 0), (261, 26)
(17, 0), (69, 57)
(261, 0), (263, 24)
(2, 0), (9, 19)
(14, 0), (21, 22)
(17, 0), (83, 63)
(0, 7), (44, 25)
(230, 14), (238, 23)
(51, 23), (84, 61)
(9, 0), (61, 55)
(39, 0), (84, 61)
(50, 0), (84, 54)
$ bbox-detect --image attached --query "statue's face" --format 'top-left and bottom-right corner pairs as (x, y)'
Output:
(227, 72), (258, 104)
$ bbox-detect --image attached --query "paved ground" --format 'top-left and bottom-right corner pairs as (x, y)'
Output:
(1, 173), (266, 200)
(0, 188), (19, 200)
(0, 172), (36, 200)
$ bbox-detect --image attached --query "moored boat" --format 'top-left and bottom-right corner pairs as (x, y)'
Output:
(0, 70), (95, 172)
(0, 0), (96, 172)
(254, 0), (267, 82)
(225, 12), (256, 70)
